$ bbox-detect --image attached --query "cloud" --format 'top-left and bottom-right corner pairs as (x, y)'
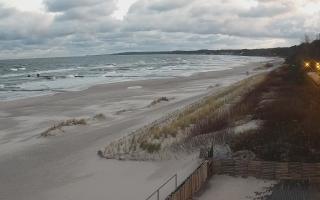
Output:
(0, 0), (320, 59)
(124, 0), (319, 39)
(145, 0), (191, 12)
(44, 0), (111, 12)
(0, 5), (53, 41)
(239, 1), (293, 18)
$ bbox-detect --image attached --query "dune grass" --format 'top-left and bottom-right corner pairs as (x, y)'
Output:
(41, 118), (87, 137)
(93, 113), (107, 120)
(149, 96), (170, 107)
(145, 74), (266, 140)
(140, 142), (161, 153)
(101, 74), (267, 159)
(41, 113), (107, 137)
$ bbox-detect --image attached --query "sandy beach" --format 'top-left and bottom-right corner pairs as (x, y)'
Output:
(0, 58), (283, 200)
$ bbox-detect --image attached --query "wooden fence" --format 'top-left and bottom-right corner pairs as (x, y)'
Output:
(165, 161), (210, 200)
(211, 159), (320, 182)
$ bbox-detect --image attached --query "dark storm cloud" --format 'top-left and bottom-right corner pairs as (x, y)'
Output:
(0, 0), (319, 59)
(44, 0), (110, 12)
(46, 0), (116, 22)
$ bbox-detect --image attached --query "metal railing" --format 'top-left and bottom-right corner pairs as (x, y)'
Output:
(166, 161), (210, 200)
(145, 174), (178, 200)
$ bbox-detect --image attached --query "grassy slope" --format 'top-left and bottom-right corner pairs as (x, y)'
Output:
(231, 65), (320, 162)
(101, 73), (268, 159)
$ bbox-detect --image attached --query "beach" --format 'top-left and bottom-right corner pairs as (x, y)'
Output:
(0, 57), (283, 200)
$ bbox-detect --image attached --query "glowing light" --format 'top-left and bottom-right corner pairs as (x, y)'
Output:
(316, 62), (320, 70)
(305, 62), (310, 68)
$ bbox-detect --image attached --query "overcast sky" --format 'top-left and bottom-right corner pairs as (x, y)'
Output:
(0, 0), (320, 59)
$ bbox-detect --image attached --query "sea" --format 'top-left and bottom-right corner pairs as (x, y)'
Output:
(0, 54), (272, 101)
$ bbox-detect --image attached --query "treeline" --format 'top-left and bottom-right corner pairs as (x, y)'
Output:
(115, 40), (320, 65)
(114, 47), (294, 57)
(115, 40), (320, 70)
(286, 39), (320, 66)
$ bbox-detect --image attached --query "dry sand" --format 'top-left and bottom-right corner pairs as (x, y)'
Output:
(0, 58), (283, 200)
(197, 175), (276, 200)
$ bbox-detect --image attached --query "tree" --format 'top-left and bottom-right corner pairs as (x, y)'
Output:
(304, 34), (311, 44)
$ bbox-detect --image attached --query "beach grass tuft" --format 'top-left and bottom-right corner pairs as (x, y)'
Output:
(93, 113), (107, 120)
(41, 118), (87, 137)
(149, 96), (170, 107)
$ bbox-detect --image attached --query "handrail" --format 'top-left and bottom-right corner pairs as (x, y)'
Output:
(165, 161), (210, 200)
(145, 174), (178, 200)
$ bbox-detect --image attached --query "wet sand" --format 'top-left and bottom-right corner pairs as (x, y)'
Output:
(0, 58), (283, 200)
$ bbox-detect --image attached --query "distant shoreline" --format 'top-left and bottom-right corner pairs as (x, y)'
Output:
(112, 47), (290, 57)
(0, 46), (291, 61)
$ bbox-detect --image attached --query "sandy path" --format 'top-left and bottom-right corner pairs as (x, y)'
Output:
(0, 58), (283, 200)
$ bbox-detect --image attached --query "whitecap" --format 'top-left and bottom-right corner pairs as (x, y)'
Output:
(10, 68), (18, 71)
(127, 86), (142, 90)
(103, 71), (118, 77)
(34, 68), (76, 74)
